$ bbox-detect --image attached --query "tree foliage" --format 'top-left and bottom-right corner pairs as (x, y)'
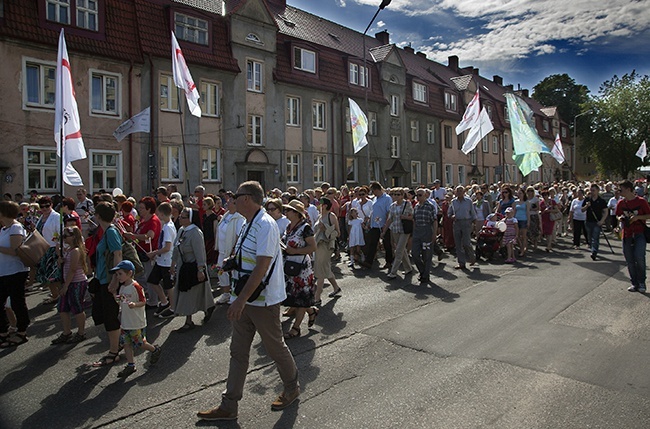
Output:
(532, 74), (590, 125)
(582, 71), (650, 179)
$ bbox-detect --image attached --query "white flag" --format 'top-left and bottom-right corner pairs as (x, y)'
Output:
(348, 98), (368, 154)
(113, 107), (151, 142)
(636, 141), (647, 161)
(55, 29), (86, 186)
(551, 133), (565, 164)
(461, 107), (493, 154)
(456, 89), (480, 135)
(171, 32), (201, 117)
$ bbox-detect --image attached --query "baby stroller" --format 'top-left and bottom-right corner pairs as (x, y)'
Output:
(476, 213), (506, 260)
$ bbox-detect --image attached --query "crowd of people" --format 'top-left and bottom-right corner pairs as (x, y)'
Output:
(1, 177), (649, 419)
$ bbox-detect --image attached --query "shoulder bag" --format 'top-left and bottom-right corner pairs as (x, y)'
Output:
(401, 202), (413, 234)
(16, 229), (50, 267)
(177, 229), (203, 292)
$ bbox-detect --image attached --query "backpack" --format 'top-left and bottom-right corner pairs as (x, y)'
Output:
(103, 226), (145, 279)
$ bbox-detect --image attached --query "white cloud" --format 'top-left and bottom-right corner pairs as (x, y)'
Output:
(336, 0), (347, 7)
(377, 20), (385, 28)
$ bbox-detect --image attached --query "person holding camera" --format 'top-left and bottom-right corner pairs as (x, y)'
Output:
(197, 181), (299, 421)
(616, 180), (650, 293)
(582, 184), (608, 260)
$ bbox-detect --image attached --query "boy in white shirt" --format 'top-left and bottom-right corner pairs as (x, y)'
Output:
(146, 203), (177, 318)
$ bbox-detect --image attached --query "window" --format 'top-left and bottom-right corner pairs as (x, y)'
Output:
(345, 107), (351, 132)
(286, 154), (300, 183)
(346, 157), (357, 182)
(482, 136), (489, 153)
(444, 125), (453, 148)
(370, 160), (380, 182)
(160, 145), (182, 181)
(200, 81), (220, 117)
(511, 165), (518, 183)
(47, 0), (70, 24)
(160, 74), (179, 112)
(77, 0), (98, 31)
(246, 33), (262, 44)
(24, 60), (56, 109)
(91, 71), (119, 116)
(504, 105), (510, 122)
(294, 47), (316, 73)
(486, 104), (493, 119)
(201, 147), (221, 181)
(349, 63), (368, 86)
(174, 13), (208, 45)
(247, 115), (263, 145)
(504, 134), (509, 152)
(411, 161), (421, 185)
(445, 92), (457, 111)
(413, 82), (427, 103)
(457, 131), (465, 150)
(312, 101), (325, 130)
(427, 123), (435, 145)
(247, 60), (263, 92)
(390, 95), (399, 116)
(427, 162), (437, 184)
(313, 155), (326, 183)
(470, 150), (477, 166)
(91, 150), (121, 192)
(543, 120), (550, 132)
(369, 112), (377, 136)
(483, 167), (489, 184)
(25, 147), (58, 192)
(561, 127), (567, 138)
(582, 156), (592, 164)
(458, 165), (465, 185)
(492, 136), (499, 154)
(444, 164), (453, 186)
(286, 96), (301, 126)
(411, 120), (419, 142)
(390, 135), (400, 158)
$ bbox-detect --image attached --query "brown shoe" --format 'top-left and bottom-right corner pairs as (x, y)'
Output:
(196, 406), (237, 421)
(271, 389), (300, 411)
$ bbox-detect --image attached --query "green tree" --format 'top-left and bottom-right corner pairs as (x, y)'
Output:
(532, 74), (590, 126)
(582, 71), (650, 179)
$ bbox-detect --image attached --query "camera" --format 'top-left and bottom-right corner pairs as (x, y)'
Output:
(221, 256), (240, 272)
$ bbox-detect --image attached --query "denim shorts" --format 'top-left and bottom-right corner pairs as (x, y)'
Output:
(517, 220), (528, 229)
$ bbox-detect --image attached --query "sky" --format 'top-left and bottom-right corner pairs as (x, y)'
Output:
(288, 0), (650, 96)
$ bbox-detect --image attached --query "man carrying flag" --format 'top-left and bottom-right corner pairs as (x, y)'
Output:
(171, 32), (201, 117)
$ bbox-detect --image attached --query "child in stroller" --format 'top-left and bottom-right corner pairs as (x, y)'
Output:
(475, 213), (506, 260)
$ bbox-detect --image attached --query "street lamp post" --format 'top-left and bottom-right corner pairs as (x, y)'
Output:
(362, 0), (391, 184)
(573, 110), (591, 180)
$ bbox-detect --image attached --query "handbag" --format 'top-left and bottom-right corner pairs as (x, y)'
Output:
(550, 211), (563, 222)
(178, 261), (201, 292)
(284, 255), (306, 277)
(400, 202), (413, 234)
(16, 229), (50, 267)
(234, 258), (277, 303)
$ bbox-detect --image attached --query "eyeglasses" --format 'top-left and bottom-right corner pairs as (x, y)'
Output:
(234, 193), (251, 199)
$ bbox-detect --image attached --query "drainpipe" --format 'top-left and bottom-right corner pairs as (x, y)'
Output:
(127, 61), (133, 195)
(340, 95), (346, 185)
(148, 54), (155, 195)
(330, 94), (337, 184)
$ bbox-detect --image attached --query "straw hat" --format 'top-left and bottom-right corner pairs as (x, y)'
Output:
(283, 200), (306, 218)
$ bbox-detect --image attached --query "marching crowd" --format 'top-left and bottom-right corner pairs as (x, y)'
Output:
(1, 177), (649, 420)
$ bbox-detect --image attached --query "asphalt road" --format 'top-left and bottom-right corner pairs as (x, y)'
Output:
(1, 234), (649, 429)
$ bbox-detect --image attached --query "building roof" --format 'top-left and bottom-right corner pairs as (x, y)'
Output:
(369, 44), (393, 63)
(173, 0), (223, 14)
(450, 75), (473, 92)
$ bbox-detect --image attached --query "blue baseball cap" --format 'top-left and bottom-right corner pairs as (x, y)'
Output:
(109, 260), (135, 273)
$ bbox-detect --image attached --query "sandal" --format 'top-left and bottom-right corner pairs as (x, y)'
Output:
(283, 308), (296, 318)
(178, 322), (195, 332)
(328, 288), (342, 298)
(67, 333), (87, 343)
(0, 333), (28, 348)
(283, 327), (301, 339)
(92, 351), (120, 367)
(51, 333), (72, 345)
(308, 308), (319, 327)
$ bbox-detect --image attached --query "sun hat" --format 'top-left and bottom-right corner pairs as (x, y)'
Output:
(282, 200), (306, 218)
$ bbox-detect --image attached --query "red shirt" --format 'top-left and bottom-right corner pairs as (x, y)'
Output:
(136, 215), (162, 252)
(616, 196), (650, 238)
(120, 212), (136, 232)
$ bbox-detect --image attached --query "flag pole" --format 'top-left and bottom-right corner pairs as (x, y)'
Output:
(177, 87), (191, 199)
(58, 34), (65, 287)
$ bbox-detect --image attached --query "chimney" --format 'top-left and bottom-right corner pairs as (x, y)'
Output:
(472, 68), (479, 76)
(493, 75), (503, 86)
(416, 52), (426, 59)
(404, 45), (414, 54)
(375, 30), (390, 45)
(522, 89), (529, 97)
(505, 84), (513, 91)
(448, 55), (459, 70)
(265, 0), (287, 9)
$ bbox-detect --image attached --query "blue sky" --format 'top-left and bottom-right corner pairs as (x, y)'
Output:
(289, 0), (650, 96)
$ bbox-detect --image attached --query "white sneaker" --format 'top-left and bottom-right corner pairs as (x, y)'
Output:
(216, 293), (231, 305)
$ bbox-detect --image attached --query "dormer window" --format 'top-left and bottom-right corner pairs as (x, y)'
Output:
(444, 92), (457, 112)
(45, 0), (98, 31)
(294, 47), (316, 73)
(413, 82), (427, 103)
(543, 120), (550, 132)
(349, 63), (368, 87)
(47, 0), (70, 24)
(174, 12), (208, 45)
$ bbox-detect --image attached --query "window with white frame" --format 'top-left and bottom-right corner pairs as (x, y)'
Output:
(445, 164), (453, 186)
(445, 92), (457, 111)
(427, 123), (435, 144)
(390, 135), (400, 158)
(77, 0), (98, 30)
(160, 73), (179, 111)
(91, 150), (122, 192)
(411, 161), (421, 185)
(247, 60), (263, 92)
(201, 147), (221, 181)
(561, 127), (567, 138)
(313, 155), (326, 183)
(512, 165), (518, 183)
(160, 145), (182, 181)
(483, 167), (489, 184)
(294, 47), (316, 73)
(349, 63), (368, 87)
(369, 111), (377, 135)
(411, 120), (419, 142)
(174, 13), (208, 45)
(444, 125), (453, 148)
(470, 150), (477, 166)
(390, 94), (399, 116)
(486, 104), (493, 119)
(543, 120), (550, 132)
(24, 60), (56, 109)
(458, 165), (466, 185)
(345, 107), (351, 132)
(492, 135), (499, 153)
(504, 134), (509, 152)
(247, 115), (263, 145)
(47, 0), (70, 24)
(494, 166), (500, 181)
(504, 105), (510, 122)
(457, 131), (465, 150)
(413, 82), (427, 103)
(427, 162), (437, 184)
(482, 136), (489, 153)
(369, 160), (380, 182)
(346, 157), (357, 182)
(286, 153), (299, 183)
(286, 96), (301, 126)
(200, 81), (220, 117)
(25, 147), (58, 192)
(312, 101), (325, 130)
(91, 71), (119, 116)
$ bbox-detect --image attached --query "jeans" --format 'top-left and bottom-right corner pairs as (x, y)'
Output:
(584, 221), (601, 255)
(623, 233), (646, 288)
(452, 219), (475, 265)
(412, 229), (433, 280)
